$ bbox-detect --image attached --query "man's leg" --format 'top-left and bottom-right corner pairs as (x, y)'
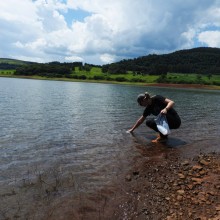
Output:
(146, 119), (167, 142)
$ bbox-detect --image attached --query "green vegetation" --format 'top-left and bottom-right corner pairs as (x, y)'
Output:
(70, 68), (220, 85)
(102, 47), (220, 75)
(0, 58), (36, 70)
(157, 73), (220, 85)
(0, 58), (33, 65)
(0, 70), (15, 75)
(1, 67), (220, 87)
(70, 67), (158, 83)
(1, 47), (220, 87)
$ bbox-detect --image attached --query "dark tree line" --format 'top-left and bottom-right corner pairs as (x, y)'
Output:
(0, 59), (36, 70)
(102, 47), (220, 75)
(0, 63), (20, 70)
(1, 47), (220, 76)
(14, 62), (83, 77)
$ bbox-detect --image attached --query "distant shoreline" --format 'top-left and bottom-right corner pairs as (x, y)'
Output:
(146, 83), (220, 90)
(1, 75), (220, 90)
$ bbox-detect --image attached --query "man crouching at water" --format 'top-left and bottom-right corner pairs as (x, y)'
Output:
(127, 92), (181, 143)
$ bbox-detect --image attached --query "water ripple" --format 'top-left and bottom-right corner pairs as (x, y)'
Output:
(1, 78), (220, 190)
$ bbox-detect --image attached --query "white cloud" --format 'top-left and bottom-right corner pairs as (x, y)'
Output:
(100, 54), (116, 64)
(198, 31), (220, 47)
(14, 38), (47, 50)
(65, 55), (83, 62)
(0, 0), (220, 64)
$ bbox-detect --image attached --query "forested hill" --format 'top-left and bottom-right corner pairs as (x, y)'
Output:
(0, 58), (36, 69)
(102, 47), (220, 75)
(1, 47), (220, 75)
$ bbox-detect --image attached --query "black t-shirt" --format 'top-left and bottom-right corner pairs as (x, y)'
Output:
(143, 95), (177, 117)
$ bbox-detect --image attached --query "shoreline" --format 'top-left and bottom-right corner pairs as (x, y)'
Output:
(147, 83), (220, 90)
(1, 75), (220, 219)
(1, 75), (220, 90)
(1, 148), (220, 219)
(41, 151), (220, 220)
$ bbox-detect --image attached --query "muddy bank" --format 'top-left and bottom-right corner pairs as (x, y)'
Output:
(15, 153), (217, 220)
(1, 150), (220, 220)
(115, 152), (220, 220)
(38, 151), (220, 220)
(2, 76), (220, 91)
(147, 83), (220, 90)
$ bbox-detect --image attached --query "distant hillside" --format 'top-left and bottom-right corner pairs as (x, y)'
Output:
(1, 47), (220, 74)
(102, 47), (220, 75)
(0, 58), (36, 70)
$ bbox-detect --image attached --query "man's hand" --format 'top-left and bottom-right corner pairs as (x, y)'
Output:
(160, 108), (168, 114)
(126, 129), (134, 133)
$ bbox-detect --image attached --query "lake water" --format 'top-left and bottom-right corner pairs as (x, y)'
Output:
(1, 77), (220, 193)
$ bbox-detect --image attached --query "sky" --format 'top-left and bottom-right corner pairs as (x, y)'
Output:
(0, 0), (220, 65)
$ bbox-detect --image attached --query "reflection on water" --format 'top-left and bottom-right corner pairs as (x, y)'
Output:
(0, 78), (220, 191)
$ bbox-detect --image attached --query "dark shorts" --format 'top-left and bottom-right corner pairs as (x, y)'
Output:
(146, 113), (181, 133)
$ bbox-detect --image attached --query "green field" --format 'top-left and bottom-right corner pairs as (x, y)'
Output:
(70, 67), (220, 86)
(0, 58), (32, 65)
(71, 67), (158, 83)
(1, 67), (220, 88)
(0, 70), (15, 75)
(162, 73), (220, 85)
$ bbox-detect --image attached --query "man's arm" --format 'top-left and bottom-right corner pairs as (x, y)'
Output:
(127, 115), (146, 133)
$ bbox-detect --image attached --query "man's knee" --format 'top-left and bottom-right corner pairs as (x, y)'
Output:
(146, 119), (155, 128)
(146, 118), (158, 132)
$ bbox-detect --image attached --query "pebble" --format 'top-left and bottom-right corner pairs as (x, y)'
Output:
(178, 173), (186, 179)
(199, 159), (210, 166)
(191, 177), (203, 184)
(176, 195), (183, 201)
(177, 190), (185, 195)
(199, 170), (206, 175)
(187, 184), (194, 190)
(125, 174), (132, 181)
(216, 205), (220, 211)
(208, 191), (215, 196)
(181, 161), (189, 166)
(192, 165), (203, 170)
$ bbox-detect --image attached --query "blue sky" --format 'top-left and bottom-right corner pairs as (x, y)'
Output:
(0, 0), (220, 65)
(64, 9), (91, 27)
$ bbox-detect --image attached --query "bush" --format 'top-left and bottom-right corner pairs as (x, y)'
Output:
(105, 76), (113, 81)
(213, 81), (220, 86)
(93, 75), (105, 80)
(156, 74), (168, 83)
(78, 75), (87, 80)
(130, 77), (145, 82)
(115, 76), (127, 82)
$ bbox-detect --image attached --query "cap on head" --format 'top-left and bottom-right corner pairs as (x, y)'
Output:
(137, 92), (150, 105)
(137, 94), (145, 105)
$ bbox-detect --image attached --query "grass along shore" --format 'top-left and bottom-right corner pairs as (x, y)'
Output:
(1, 68), (220, 90)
